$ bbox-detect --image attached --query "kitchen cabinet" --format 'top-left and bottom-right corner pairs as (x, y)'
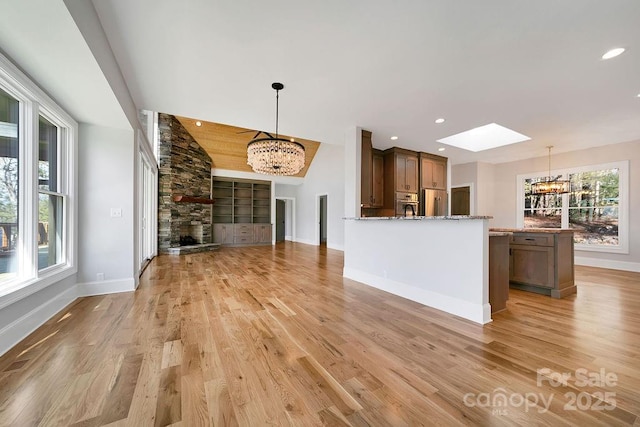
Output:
(383, 148), (419, 207)
(361, 130), (373, 207)
(361, 131), (384, 208)
(489, 233), (510, 313)
(420, 153), (447, 190)
(503, 229), (576, 298)
(372, 150), (384, 207)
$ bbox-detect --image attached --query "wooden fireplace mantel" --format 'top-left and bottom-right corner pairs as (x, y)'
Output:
(172, 195), (215, 204)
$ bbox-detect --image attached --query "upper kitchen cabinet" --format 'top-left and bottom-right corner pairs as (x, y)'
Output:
(384, 147), (419, 194)
(361, 130), (373, 207)
(361, 130), (384, 208)
(383, 147), (419, 211)
(372, 150), (384, 208)
(420, 152), (447, 190)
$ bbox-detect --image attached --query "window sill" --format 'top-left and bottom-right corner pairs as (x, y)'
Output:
(0, 264), (77, 310)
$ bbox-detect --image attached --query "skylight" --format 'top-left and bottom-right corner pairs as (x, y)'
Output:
(437, 123), (530, 152)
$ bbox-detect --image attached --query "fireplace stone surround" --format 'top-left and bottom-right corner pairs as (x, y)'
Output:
(158, 113), (217, 254)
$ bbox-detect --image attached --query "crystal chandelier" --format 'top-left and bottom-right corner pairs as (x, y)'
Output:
(247, 82), (305, 176)
(531, 146), (571, 195)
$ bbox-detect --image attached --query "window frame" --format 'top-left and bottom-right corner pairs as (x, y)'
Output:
(0, 52), (77, 309)
(516, 160), (629, 254)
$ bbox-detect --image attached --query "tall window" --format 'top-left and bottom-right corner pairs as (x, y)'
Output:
(0, 88), (19, 281)
(38, 115), (63, 270)
(0, 52), (76, 297)
(519, 161), (628, 253)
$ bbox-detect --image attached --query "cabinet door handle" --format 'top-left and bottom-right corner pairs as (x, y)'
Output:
(525, 238), (535, 241)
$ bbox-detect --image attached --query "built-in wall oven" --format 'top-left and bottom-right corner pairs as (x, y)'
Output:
(395, 192), (419, 216)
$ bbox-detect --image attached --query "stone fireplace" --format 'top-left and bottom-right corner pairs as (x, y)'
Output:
(158, 113), (216, 254)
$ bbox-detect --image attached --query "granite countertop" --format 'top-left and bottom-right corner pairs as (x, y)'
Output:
(490, 227), (574, 234)
(489, 231), (511, 237)
(345, 215), (493, 221)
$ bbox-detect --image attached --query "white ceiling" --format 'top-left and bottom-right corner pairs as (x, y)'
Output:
(90, 0), (640, 165)
(34, 1), (640, 165)
(0, 0), (129, 130)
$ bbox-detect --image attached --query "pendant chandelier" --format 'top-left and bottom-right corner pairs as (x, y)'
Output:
(531, 146), (571, 195)
(247, 82), (305, 176)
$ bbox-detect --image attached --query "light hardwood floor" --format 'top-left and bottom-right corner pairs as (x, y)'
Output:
(0, 242), (639, 426)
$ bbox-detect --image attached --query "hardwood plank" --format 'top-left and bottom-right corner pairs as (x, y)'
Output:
(0, 243), (638, 425)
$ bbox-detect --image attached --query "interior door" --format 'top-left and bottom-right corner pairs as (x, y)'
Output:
(319, 195), (327, 244)
(451, 186), (471, 215)
(275, 199), (285, 242)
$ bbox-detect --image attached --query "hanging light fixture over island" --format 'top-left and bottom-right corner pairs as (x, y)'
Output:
(247, 82), (305, 176)
(531, 146), (571, 195)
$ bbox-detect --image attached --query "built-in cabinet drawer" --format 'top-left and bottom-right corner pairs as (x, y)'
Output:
(234, 224), (252, 236)
(234, 236), (253, 244)
(511, 233), (554, 247)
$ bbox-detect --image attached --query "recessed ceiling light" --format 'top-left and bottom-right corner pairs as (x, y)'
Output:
(438, 147), (445, 152)
(435, 118), (445, 124)
(390, 136), (398, 140)
(602, 48), (625, 60)
(195, 121), (202, 127)
(437, 123), (531, 152)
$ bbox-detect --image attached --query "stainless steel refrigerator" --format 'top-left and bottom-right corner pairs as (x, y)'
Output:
(422, 189), (448, 216)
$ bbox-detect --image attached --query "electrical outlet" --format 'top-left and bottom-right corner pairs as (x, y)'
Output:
(97, 273), (105, 281)
(110, 208), (122, 218)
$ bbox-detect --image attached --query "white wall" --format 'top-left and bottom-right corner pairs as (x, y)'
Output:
(491, 139), (640, 271)
(77, 124), (136, 291)
(476, 162), (495, 218)
(294, 143), (346, 250)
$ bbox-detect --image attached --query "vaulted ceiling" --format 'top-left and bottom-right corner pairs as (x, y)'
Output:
(175, 116), (320, 177)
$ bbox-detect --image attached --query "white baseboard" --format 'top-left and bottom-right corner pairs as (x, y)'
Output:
(76, 278), (136, 297)
(0, 286), (77, 357)
(0, 277), (137, 357)
(285, 235), (292, 241)
(343, 267), (491, 325)
(575, 257), (640, 273)
(294, 238), (317, 246)
(327, 243), (344, 252)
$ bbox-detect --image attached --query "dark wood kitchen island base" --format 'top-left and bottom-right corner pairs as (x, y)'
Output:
(489, 232), (510, 313)
(492, 228), (576, 298)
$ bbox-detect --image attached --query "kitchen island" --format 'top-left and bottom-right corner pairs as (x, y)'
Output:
(344, 216), (493, 324)
(491, 228), (576, 298)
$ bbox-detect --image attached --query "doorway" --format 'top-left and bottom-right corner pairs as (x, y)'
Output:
(319, 195), (327, 245)
(275, 197), (295, 243)
(275, 199), (286, 242)
(451, 186), (471, 215)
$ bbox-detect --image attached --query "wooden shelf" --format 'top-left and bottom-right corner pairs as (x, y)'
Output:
(172, 195), (215, 204)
